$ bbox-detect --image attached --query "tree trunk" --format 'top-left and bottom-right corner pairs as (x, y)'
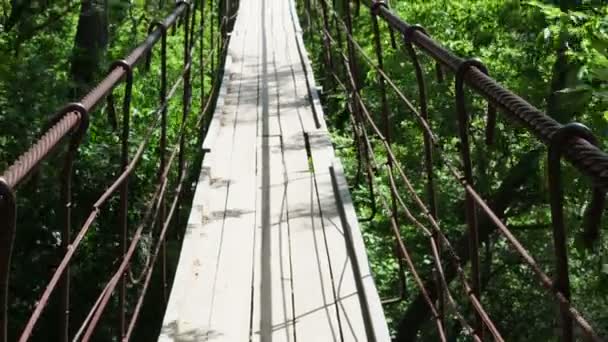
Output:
(70, 0), (108, 96)
(546, 0), (581, 122)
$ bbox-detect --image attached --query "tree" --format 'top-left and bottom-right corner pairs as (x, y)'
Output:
(70, 0), (108, 94)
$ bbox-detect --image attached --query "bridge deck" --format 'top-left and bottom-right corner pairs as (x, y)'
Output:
(158, 0), (389, 340)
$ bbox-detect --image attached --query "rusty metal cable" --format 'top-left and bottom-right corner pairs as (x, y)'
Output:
(0, 0), (230, 340)
(354, 77), (503, 341)
(349, 83), (487, 341)
(17, 67), (187, 342)
(314, 0), (604, 338)
(122, 167), (188, 342)
(81, 143), (181, 341)
(12, 6), (212, 340)
(362, 0), (608, 192)
(0, 3), (189, 190)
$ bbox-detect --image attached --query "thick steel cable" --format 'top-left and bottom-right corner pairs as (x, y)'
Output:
(0, 3), (189, 190)
(0, 2), (226, 341)
(81, 142), (180, 341)
(318, 6), (601, 341)
(385, 167), (479, 342)
(122, 167), (188, 342)
(353, 70), (599, 340)
(362, 0), (608, 192)
(356, 111), (479, 340)
(354, 83), (500, 341)
(17, 51), (191, 341)
(314, 2), (603, 338)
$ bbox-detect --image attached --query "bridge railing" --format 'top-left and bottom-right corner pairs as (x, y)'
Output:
(0, 1), (233, 341)
(301, 0), (608, 340)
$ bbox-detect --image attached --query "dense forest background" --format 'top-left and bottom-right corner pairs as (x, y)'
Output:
(1, 0), (608, 341)
(0, 0), (221, 340)
(299, 0), (608, 340)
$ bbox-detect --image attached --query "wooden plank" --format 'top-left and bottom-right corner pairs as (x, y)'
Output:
(278, 0), (322, 134)
(158, 1), (255, 339)
(307, 132), (391, 341)
(269, 1), (342, 339)
(287, 171), (342, 341)
(307, 131), (368, 341)
(250, 134), (295, 342)
(158, 53), (243, 342)
(285, 0), (328, 132)
(206, 26), (259, 342)
(161, 0), (391, 339)
(251, 1), (300, 338)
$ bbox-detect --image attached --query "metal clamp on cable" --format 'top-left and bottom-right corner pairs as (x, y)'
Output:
(370, 0), (387, 16)
(44, 102), (89, 138)
(404, 24), (444, 83)
(547, 122), (604, 342)
(106, 60), (133, 131)
(146, 21), (168, 71)
(403, 24), (427, 43)
(455, 59), (496, 145)
(549, 123), (605, 250)
(63, 103), (89, 148)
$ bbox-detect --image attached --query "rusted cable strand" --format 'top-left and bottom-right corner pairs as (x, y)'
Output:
(356, 111), (481, 341)
(325, 27), (406, 302)
(122, 167), (188, 342)
(352, 73), (601, 340)
(352, 71), (602, 340)
(403, 23), (445, 328)
(321, 6), (441, 146)
(17, 55), (191, 341)
(380, 140), (479, 339)
(334, 40), (447, 338)
(196, 36), (229, 127)
(349, 112), (378, 223)
(319, 5), (444, 153)
(75, 179), (165, 341)
(124, 70), (207, 285)
(379, 198), (448, 341)
(122, 15), (223, 287)
(81, 141), (182, 341)
(354, 86), (503, 341)
(81, 14), (210, 336)
(385, 167), (480, 342)
(370, 176), (447, 340)
(360, 0), (608, 191)
(328, 9), (605, 266)
(330, 6), (604, 287)
(0, 2), (190, 191)
(84, 17), (221, 338)
(320, 2), (603, 339)
(463, 183), (603, 341)
(81, 158), (187, 342)
(330, 24), (580, 337)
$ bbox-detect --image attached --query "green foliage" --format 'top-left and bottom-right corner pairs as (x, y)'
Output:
(0, 1), (220, 340)
(301, 0), (608, 339)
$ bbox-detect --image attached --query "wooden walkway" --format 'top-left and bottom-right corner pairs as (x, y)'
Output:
(158, 0), (389, 340)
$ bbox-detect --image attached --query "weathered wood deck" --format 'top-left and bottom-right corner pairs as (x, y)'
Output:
(157, 0), (389, 339)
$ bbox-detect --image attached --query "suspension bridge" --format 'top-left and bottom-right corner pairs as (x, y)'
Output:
(0, 0), (607, 341)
